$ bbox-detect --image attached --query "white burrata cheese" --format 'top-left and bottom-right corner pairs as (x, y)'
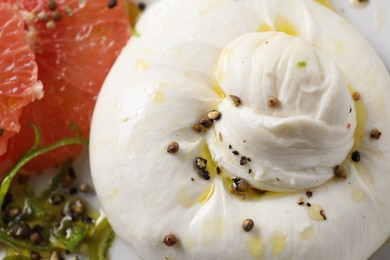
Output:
(90, 0), (390, 259)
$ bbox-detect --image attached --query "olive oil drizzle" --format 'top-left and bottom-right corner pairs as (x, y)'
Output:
(0, 125), (114, 259)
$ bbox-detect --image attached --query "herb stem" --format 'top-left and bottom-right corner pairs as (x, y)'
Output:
(89, 216), (116, 260)
(0, 229), (63, 252)
(0, 125), (88, 224)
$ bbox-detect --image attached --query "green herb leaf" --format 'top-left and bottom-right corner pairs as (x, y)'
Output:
(89, 217), (116, 260)
(0, 125), (87, 224)
(0, 125), (116, 259)
(132, 27), (141, 37)
(38, 165), (70, 201)
(297, 61), (306, 68)
(3, 256), (30, 260)
(57, 221), (91, 252)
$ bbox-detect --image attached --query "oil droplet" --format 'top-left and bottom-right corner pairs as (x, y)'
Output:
(247, 235), (265, 259)
(314, 0), (335, 10)
(108, 187), (121, 202)
(158, 82), (168, 89)
(176, 188), (196, 208)
(151, 92), (165, 104)
(215, 70), (225, 82)
(300, 225), (314, 240)
(220, 49), (235, 62)
(184, 71), (192, 78)
(350, 0), (369, 8)
(198, 183), (215, 204)
(182, 236), (197, 250)
(275, 15), (298, 36)
(352, 188), (365, 202)
(270, 231), (286, 256)
(258, 23), (273, 32)
(334, 41), (346, 54)
(308, 204), (326, 221)
(135, 59), (149, 72)
(211, 84), (226, 98)
(351, 88), (367, 148)
(125, 1), (142, 25)
(202, 217), (225, 244)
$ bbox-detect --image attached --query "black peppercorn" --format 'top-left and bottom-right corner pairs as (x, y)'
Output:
(351, 151), (361, 162)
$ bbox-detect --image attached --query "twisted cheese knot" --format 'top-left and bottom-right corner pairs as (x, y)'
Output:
(209, 32), (356, 191)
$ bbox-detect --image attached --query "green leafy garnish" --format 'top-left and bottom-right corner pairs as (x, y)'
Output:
(0, 125), (87, 217)
(297, 61), (306, 68)
(132, 27), (141, 37)
(56, 220), (91, 252)
(89, 217), (116, 259)
(0, 125), (115, 259)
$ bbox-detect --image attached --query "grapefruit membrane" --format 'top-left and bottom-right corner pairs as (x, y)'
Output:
(0, 3), (41, 157)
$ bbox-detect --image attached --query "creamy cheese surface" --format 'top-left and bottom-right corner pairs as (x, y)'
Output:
(90, 0), (390, 259)
(210, 32), (356, 191)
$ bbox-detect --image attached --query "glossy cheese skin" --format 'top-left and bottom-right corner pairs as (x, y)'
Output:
(90, 0), (390, 259)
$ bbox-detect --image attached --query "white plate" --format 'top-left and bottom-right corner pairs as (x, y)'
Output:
(107, 0), (390, 259)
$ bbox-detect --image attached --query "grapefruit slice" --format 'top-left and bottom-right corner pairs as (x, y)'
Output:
(0, 0), (131, 173)
(0, 3), (40, 156)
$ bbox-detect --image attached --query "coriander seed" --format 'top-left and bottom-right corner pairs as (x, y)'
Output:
(61, 173), (74, 188)
(30, 252), (41, 260)
(46, 20), (56, 29)
(37, 11), (49, 21)
(30, 232), (44, 245)
(47, 0), (57, 11)
(370, 128), (381, 139)
(50, 193), (65, 205)
(193, 124), (203, 133)
(49, 251), (61, 260)
(11, 223), (31, 239)
(163, 233), (177, 246)
(230, 95), (241, 107)
(79, 183), (91, 193)
(242, 219), (254, 232)
(334, 165), (347, 178)
(64, 6), (73, 16)
(233, 178), (249, 192)
(352, 92), (360, 101)
(167, 142), (179, 153)
(267, 96), (280, 107)
(306, 191), (313, 198)
(52, 11), (62, 21)
(200, 117), (213, 128)
(207, 110), (221, 120)
(69, 200), (86, 216)
(7, 206), (21, 218)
